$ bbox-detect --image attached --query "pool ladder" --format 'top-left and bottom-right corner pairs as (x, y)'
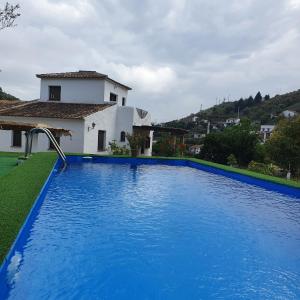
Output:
(25, 128), (67, 168)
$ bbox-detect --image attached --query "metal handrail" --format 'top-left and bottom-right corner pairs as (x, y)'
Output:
(25, 127), (67, 167)
(43, 128), (67, 161)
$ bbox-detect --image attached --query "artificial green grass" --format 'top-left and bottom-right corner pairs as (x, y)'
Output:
(0, 152), (22, 157)
(0, 156), (19, 176)
(0, 152), (57, 263)
(187, 157), (300, 188)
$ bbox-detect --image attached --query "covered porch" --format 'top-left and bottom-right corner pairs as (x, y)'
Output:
(0, 120), (71, 156)
(133, 125), (188, 156)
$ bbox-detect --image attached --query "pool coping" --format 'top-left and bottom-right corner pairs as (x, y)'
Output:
(1, 155), (299, 288)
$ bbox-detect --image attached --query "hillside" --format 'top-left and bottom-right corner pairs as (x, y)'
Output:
(165, 90), (300, 131)
(0, 88), (19, 100)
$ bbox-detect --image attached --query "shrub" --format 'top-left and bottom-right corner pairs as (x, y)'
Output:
(109, 140), (130, 155)
(266, 116), (300, 176)
(227, 154), (238, 167)
(126, 132), (147, 157)
(248, 161), (283, 177)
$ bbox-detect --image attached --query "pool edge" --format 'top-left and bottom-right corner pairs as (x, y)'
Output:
(0, 158), (61, 278)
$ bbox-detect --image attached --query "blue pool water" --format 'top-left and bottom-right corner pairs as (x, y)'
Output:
(1, 161), (300, 299)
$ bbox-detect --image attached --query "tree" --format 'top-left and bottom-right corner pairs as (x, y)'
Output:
(0, 87), (19, 100)
(264, 94), (270, 101)
(152, 133), (183, 157)
(246, 96), (254, 106)
(0, 2), (20, 31)
(126, 132), (147, 157)
(254, 92), (262, 104)
(266, 116), (300, 176)
(199, 120), (259, 166)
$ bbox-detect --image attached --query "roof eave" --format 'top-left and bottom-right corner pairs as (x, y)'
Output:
(35, 74), (108, 80)
(35, 73), (132, 90)
(106, 77), (132, 90)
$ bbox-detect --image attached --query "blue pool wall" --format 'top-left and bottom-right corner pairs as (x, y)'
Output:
(1, 155), (300, 290)
(69, 155), (300, 199)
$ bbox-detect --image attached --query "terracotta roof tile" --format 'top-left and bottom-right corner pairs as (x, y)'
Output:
(0, 99), (22, 111)
(36, 71), (107, 79)
(36, 70), (132, 90)
(0, 101), (114, 119)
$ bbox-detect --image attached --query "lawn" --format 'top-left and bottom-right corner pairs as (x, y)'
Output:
(0, 152), (57, 263)
(0, 152), (20, 177)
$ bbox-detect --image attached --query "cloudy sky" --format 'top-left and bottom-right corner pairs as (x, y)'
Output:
(1, 0), (300, 122)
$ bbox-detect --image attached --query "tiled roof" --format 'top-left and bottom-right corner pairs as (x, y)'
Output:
(0, 101), (114, 119)
(0, 100), (22, 111)
(0, 120), (71, 136)
(36, 70), (132, 90)
(36, 71), (107, 79)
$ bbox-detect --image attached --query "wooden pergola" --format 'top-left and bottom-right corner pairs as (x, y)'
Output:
(133, 125), (189, 156)
(0, 120), (71, 136)
(133, 125), (188, 143)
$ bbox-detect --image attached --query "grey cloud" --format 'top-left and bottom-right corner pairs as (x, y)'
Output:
(0, 0), (300, 121)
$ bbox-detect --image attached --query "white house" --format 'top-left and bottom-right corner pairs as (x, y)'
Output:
(0, 71), (153, 155)
(281, 110), (298, 118)
(224, 118), (240, 127)
(260, 125), (275, 143)
(192, 133), (202, 139)
(189, 145), (202, 155)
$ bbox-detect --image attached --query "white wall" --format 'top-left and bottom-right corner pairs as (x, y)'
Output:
(118, 106), (152, 156)
(115, 106), (135, 147)
(282, 110), (298, 118)
(83, 105), (118, 154)
(40, 78), (129, 106)
(104, 80), (128, 106)
(83, 106), (153, 155)
(133, 108), (152, 126)
(0, 107), (153, 155)
(0, 116), (84, 153)
(40, 79), (105, 104)
(260, 125), (275, 132)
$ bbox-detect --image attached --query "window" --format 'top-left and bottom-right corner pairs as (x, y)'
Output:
(110, 93), (118, 102)
(120, 131), (126, 142)
(49, 136), (60, 150)
(12, 131), (22, 147)
(49, 86), (61, 101)
(122, 97), (126, 106)
(98, 130), (106, 151)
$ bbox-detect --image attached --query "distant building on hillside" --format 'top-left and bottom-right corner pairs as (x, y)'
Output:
(260, 125), (275, 143)
(281, 110), (298, 118)
(192, 116), (198, 122)
(191, 133), (202, 139)
(189, 145), (202, 155)
(224, 118), (240, 127)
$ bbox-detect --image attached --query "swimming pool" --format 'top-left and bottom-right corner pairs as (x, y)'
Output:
(1, 157), (300, 299)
